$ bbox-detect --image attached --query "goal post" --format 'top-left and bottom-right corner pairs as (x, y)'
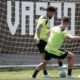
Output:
(0, 0), (80, 68)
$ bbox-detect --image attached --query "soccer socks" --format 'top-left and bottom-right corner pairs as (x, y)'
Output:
(32, 69), (48, 78)
(43, 69), (48, 75)
(68, 69), (72, 76)
(32, 70), (39, 78)
(58, 61), (63, 67)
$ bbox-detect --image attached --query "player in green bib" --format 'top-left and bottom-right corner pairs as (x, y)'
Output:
(34, 6), (56, 77)
(32, 17), (80, 78)
(45, 25), (69, 56)
(34, 6), (64, 78)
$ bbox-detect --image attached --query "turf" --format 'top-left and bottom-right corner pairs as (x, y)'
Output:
(0, 69), (80, 80)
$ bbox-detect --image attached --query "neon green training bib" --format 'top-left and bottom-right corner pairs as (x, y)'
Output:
(45, 26), (69, 56)
(35, 15), (50, 41)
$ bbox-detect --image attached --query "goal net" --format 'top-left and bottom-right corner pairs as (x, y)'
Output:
(0, 0), (80, 68)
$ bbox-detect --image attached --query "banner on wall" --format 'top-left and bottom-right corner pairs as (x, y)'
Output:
(7, 1), (75, 35)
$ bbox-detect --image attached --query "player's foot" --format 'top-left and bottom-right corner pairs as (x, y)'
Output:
(66, 75), (74, 78)
(59, 66), (65, 75)
(43, 74), (51, 78)
(29, 76), (35, 79)
(59, 64), (67, 71)
(59, 65), (67, 78)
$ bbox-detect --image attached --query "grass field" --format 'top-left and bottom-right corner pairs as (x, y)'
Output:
(0, 68), (80, 80)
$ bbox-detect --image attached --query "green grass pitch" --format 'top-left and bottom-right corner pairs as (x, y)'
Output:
(0, 69), (80, 80)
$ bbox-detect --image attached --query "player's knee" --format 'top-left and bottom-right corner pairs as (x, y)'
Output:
(39, 61), (47, 66)
(43, 60), (48, 65)
(72, 53), (75, 59)
(68, 52), (75, 60)
(70, 52), (75, 59)
(71, 53), (75, 59)
(37, 62), (45, 69)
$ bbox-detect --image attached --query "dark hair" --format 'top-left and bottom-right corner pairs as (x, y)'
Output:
(47, 6), (56, 12)
(62, 17), (70, 22)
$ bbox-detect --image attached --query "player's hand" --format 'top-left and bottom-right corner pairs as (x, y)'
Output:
(34, 38), (40, 44)
(36, 39), (39, 44)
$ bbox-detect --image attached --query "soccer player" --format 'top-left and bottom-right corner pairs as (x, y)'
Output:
(34, 6), (63, 77)
(32, 17), (80, 78)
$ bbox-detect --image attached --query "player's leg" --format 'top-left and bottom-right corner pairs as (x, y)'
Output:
(41, 53), (48, 76)
(57, 59), (65, 75)
(32, 50), (51, 78)
(58, 59), (63, 67)
(58, 50), (75, 77)
(32, 60), (48, 78)
(57, 49), (64, 67)
(67, 51), (75, 77)
(55, 49), (75, 77)
(36, 40), (48, 76)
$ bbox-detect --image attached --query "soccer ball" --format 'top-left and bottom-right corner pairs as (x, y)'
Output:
(59, 71), (66, 78)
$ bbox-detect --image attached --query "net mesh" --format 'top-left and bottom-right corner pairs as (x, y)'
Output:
(0, 0), (80, 66)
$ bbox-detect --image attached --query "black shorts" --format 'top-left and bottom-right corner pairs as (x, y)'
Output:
(44, 49), (68, 60)
(37, 40), (47, 53)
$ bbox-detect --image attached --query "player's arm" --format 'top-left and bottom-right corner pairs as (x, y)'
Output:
(66, 34), (80, 40)
(34, 23), (42, 43)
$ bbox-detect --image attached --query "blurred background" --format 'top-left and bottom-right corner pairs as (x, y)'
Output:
(0, 0), (80, 68)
